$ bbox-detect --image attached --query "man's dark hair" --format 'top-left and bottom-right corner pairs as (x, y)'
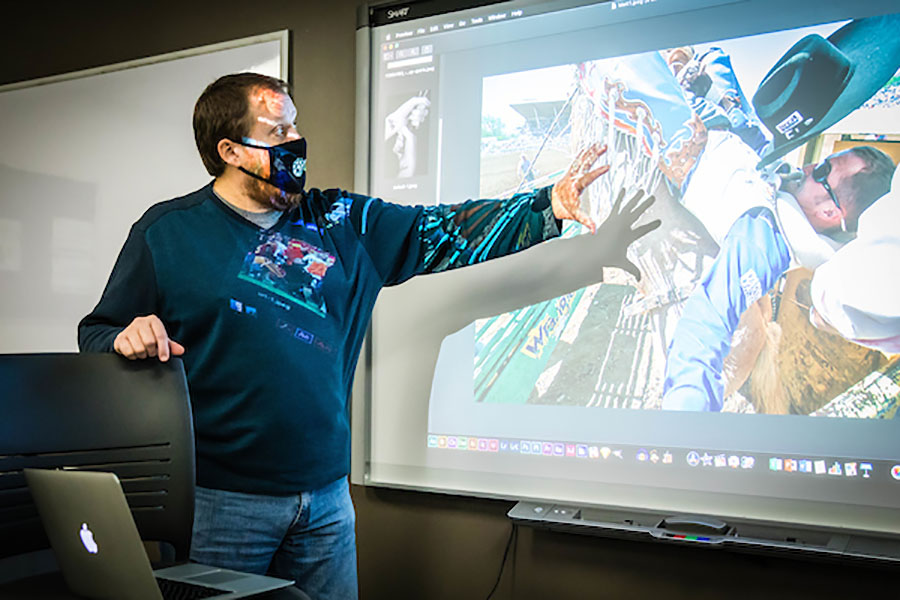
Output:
(840, 145), (895, 229)
(193, 73), (292, 177)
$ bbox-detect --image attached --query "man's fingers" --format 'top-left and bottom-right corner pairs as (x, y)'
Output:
(115, 335), (136, 360)
(631, 219), (662, 241)
(148, 317), (171, 362)
(112, 315), (177, 362)
(573, 143), (606, 174)
(580, 143), (606, 171)
(126, 331), (148, 359)
(572, 145), (595, 173)
(136, 325), (159, 358)
(576, 165), (609, 193)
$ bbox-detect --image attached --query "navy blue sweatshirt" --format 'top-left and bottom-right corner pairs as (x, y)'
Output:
(79, 183), (559, 494)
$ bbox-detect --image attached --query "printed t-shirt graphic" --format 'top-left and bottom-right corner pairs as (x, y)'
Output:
(238, 231), (336, 318)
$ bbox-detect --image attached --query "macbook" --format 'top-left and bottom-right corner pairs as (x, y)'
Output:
(25, 468), (295, 600)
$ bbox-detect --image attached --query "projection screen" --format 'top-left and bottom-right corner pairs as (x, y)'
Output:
(353, 0), (900, 557)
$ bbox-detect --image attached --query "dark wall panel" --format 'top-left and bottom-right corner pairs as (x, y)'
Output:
(353, 485), (895, 599)
(2, 1), (358, 190)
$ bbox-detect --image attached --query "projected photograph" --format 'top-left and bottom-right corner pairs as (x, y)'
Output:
(480, 65), (576, 197)
(384, 90), (432, 178)
(465, 16), (900, 417)
(238, 232), (336, 318)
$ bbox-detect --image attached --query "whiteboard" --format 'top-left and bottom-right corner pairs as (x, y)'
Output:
(0, 32), (287, 352)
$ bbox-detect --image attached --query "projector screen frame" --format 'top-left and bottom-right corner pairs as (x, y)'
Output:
(351, 0), (900, 563)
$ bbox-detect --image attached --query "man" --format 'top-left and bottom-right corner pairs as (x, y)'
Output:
(78, 73), (658, 599)
(662, 138), (894, 411)
(665, 45), (768, 153)
(810, 164), (900, 354)
(661, 15), (900, 412)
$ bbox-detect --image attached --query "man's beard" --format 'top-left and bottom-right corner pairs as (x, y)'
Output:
(243, 173), (303, 211)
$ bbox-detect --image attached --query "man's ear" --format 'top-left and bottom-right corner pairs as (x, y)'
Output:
(217, 138), (242, 168)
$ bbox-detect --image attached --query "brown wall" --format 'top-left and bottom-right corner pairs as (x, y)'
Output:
(2, 2), (896, 598)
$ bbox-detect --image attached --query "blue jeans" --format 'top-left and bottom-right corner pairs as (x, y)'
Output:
(190, 477), (358, 600)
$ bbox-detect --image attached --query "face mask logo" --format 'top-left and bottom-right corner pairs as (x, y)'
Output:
(292, 157), (307, 179)
(233, 137), (307, 194)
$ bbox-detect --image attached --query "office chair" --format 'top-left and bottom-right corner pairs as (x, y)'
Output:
(0, 353), (195, 570)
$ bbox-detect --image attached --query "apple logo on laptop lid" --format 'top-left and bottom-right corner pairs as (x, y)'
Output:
(79, 523), (99, 554)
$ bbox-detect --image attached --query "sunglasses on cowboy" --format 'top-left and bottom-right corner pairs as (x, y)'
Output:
(812, 158), (848, 233)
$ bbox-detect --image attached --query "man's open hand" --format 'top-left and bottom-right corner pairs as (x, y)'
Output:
(598, 188), (662, 281)
(551, 143), (609, 233)
(113, 315), (185, 362)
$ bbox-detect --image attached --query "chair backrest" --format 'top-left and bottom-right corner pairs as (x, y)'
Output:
(0, 353), (195, 563)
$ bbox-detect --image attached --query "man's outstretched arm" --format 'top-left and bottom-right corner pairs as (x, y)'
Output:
(353, 143), (659, 285)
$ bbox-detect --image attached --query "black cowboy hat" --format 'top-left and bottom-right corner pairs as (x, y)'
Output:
(753, 14), (900, 167)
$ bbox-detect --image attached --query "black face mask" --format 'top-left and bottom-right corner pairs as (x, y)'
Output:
(233, 137), (307, 194)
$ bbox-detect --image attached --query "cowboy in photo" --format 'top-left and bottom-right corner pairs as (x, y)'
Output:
(810, 163), (900, 355)
(662, 15), (900, 412)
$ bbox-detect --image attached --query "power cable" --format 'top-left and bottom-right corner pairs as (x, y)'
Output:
(485, 522), (518, 600)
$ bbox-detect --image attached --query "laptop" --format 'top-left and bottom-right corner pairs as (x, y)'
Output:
(24, 468), (295, 600)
